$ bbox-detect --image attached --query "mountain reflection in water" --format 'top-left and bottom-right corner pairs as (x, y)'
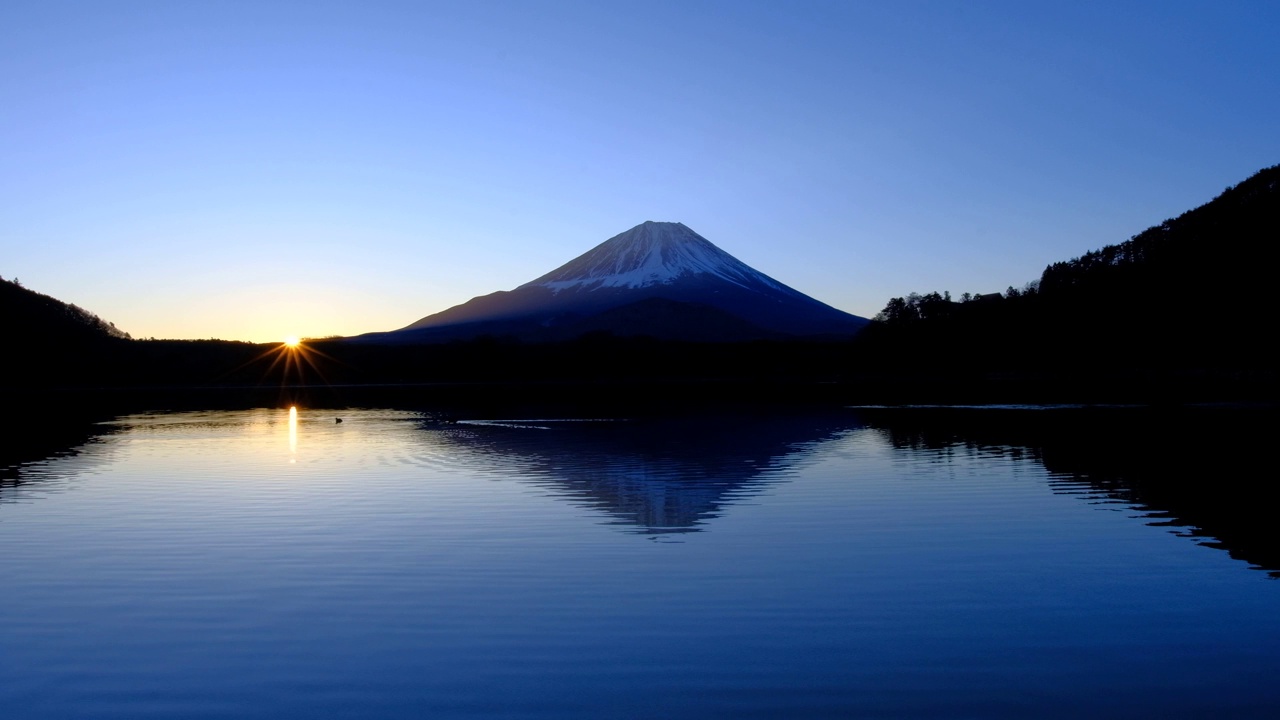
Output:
(2, 403), (1278, 718)
(3, 404), (1275, 570)
(417, 412), (856, 535)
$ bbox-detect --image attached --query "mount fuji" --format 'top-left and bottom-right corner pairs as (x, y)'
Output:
(358, 221), (868, 343)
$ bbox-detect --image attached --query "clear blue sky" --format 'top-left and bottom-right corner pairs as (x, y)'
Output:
(3, 0), (1277, 342)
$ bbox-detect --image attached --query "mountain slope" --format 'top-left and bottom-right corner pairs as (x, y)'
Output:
(856, 163), (1280, 382)
(0, 276), (136, 388)
(0, 277), (130, 341)
(366, 221), (866, 343)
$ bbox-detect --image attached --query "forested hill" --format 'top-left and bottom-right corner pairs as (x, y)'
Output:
(857, 164), (1279, 389)
(0, 276), (131, 341)
(1037, 163), (1278, 303)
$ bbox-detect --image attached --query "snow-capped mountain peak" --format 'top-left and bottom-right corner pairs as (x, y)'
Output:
(521, 221), (782, 292)
(372, 220), (869, 342)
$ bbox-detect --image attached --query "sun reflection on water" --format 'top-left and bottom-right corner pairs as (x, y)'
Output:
(288, 406), (297, 460)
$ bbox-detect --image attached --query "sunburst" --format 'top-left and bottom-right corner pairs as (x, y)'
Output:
(225, 337), (340, 388)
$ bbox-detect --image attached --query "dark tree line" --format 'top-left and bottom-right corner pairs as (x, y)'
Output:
(853, 164), (1280, 400)
(872, 284), (1045, 327)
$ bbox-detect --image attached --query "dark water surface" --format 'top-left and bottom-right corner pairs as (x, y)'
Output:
(1, 405), (1276, 718)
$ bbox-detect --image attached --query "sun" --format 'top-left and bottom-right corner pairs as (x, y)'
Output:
(228, 332), (336, 387)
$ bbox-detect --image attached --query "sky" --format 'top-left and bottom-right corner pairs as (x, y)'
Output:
(2, 0), (1278, 342)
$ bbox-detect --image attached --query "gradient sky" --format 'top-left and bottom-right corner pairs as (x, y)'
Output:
(3, 1), (1277, 342)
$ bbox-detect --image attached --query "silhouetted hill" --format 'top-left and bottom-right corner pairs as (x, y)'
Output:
(854, 164), (1279, 398)
(0, 276), (130, 341)
(0, 277), (134, 387)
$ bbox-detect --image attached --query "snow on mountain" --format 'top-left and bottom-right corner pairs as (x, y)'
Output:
(362, 221), (868, 343)
(524, 221), (784, 293)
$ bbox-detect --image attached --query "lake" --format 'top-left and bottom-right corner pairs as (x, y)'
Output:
(1, 403), (1277, 718)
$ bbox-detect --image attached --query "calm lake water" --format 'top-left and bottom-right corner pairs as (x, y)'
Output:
(1, 404), (1277, 718)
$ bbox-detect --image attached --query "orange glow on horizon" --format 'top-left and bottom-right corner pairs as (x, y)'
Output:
(283, 336), (301, 348)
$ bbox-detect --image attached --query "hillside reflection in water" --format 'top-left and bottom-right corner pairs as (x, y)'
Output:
(857, 405), (1278, 576)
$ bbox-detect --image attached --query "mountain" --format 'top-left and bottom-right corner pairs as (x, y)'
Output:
(361, 221), (868, 343)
